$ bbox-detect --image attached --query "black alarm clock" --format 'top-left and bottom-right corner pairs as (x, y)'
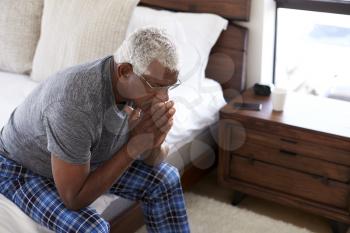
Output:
(253, 83), (274, 96)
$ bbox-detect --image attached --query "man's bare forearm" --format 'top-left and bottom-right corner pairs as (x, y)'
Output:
(66, 144), (137, 210)
(66, 103), (173, 210)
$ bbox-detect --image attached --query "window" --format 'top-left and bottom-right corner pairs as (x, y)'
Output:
(274, 0), (350, 101)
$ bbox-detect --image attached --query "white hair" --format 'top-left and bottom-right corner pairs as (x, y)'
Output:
(113, 27), (179, 76)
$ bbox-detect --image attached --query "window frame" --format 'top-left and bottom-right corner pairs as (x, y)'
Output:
(276, 0), (350, 15)
(272, 0), (350, 83)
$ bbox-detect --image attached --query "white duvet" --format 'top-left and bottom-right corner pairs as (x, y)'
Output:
(0, 71), (225, 232)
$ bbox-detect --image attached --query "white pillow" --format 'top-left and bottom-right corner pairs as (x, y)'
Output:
(31, 0), (139, 82)
(0, 0), (43, 74)
(166, 78), (226, 149)
(0, 72), (38, 128)
(126, 6), (228, 89)
(126, 7), (228, 147)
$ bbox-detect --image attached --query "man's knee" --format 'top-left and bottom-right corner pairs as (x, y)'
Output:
(68, 212), (110, 233)
(92, 219), (110, 233)
(157, 163), (181, 191)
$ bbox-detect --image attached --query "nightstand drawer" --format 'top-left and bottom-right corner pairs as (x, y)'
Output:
(234, 143), (350, 183)
(219, 90), (350, 223)
(230, 156), (350, 209)
(231, 116), (350, 152)
(245, 129), (350, 166)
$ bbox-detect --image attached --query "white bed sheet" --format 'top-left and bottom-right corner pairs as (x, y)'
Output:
(0, 71), (225, 232)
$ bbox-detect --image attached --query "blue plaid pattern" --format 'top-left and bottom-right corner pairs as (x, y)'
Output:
(0, 154), (190, 233)
(110, 158), (190, 233)
(0, 154), (110, 233)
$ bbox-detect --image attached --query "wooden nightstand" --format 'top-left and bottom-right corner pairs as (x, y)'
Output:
(218, 89), (350, 233)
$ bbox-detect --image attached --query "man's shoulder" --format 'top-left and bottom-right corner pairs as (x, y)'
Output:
(44, 56), (112, 99)
(52, 55), (112, 80)
(37, 56), (113, 122)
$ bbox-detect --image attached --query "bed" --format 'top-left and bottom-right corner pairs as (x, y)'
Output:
(112, 1), (250, 232)
(0, 0), (250, 232)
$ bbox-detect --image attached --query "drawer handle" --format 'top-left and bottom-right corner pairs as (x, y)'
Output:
(280, 138), (298, 144)
(312, 174), (330, 185)
(279, 149), (297, 156)
(318, 176), (329, 185)
(248, 154), (255, 165)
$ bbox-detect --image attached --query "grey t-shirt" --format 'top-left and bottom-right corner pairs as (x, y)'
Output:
(0, 56), (130, 178)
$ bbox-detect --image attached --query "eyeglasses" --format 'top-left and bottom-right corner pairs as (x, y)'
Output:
(139, 75), (182, 91)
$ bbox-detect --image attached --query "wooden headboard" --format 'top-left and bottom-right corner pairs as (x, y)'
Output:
(139, 0), (250, 100)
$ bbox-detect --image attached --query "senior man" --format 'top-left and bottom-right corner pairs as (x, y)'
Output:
(0, 27), (190, 233)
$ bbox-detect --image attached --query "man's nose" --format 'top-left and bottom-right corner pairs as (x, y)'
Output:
(154, 89), (169, 102)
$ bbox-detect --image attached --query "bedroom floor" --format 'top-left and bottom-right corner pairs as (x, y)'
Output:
(187, 169), (332, 233)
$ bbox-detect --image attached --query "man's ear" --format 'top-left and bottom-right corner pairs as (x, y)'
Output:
(117, 63), (133, 78)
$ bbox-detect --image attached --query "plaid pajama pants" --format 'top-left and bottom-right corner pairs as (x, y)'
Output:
(0, 154), (190, 233)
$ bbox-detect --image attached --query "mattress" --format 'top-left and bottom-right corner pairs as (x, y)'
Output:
(0, 71), (225, 232)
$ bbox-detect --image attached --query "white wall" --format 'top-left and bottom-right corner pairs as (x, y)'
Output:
(237, 0), (276, 88)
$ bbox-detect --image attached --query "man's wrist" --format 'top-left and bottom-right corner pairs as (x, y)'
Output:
(125, 141), (142, 160)
(143, 145), (168, 166)
(151, 146), (161, 155)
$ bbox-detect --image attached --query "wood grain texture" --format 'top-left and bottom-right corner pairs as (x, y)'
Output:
(232, 126), (350, 167)
(234, 142), (350, 183)
(206, 24), (248, 98)
(140, 0), (251, 21)
(219, 179), (350, 224)
(218, 89), (350, 224)
(230, 156), (349, 209)
(110, 203), (144, 233)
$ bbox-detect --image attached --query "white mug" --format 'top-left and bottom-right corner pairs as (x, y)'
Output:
(271, 87), (287, 111)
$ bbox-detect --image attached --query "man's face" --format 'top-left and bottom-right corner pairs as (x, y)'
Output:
(119, 60), (178, 111)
